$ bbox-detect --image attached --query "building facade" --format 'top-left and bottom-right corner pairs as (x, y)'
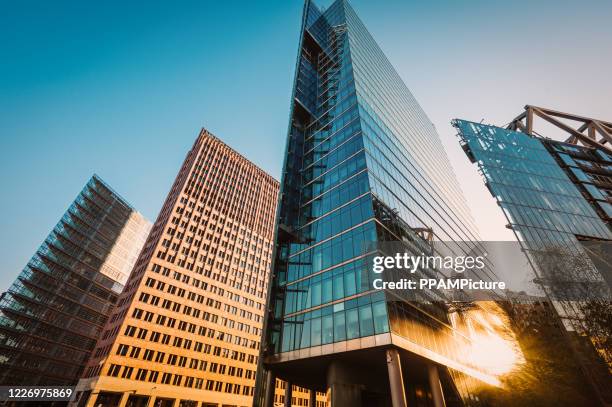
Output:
(256, 1), (511, 406)
(0, 175), (151, 386)
(454, 118), (612, 247)
(73, 130), (280, 407)
(453, 113), (612, 406)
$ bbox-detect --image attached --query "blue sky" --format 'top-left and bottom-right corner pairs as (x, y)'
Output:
(1, 0), (611, 291)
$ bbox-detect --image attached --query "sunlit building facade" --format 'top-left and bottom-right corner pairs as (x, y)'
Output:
(0, 175), (151, 386)
(72, 130), (280, 407)
(256, 1), (510, 406)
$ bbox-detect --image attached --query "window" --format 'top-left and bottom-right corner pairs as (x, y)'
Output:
(310, 318), (321, 346)
(121, 366), (133, 379)
(372, 301), (389, 334)
(124, 326), (137, 337)
(136, 369), (148, 381)
(358, 305), (374, 337)
(108, 364), (121, 377)
(333, 312), (346, 341)
(322, 315), (333, 344)
(161, 373), (172, 384)
(155, 351), (165, 363)
(346, 308), (359, 339)
(143, 349), (154, 361)
(129, 347), (141, 358)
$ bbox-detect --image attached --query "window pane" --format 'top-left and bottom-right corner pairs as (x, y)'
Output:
(372, 301), (389, 334)
(322, 315), (333, 344)
(333, 311), (346, 342)
(300, 320), (311, 348)
(333, 274), (344, 300)
(311, 317), (322, 346)
(311, 281), (321, 306)
(344, 270), (356, 296)
(346, 308), (359, 339)
(322, 278), (333, 304)
(281, 323), (291, 352)
(359, 305), (374, 337)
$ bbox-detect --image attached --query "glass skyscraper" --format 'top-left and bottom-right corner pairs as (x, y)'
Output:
(454, 118), (612, 405)
(0, 175), (151, 386)
(454, 119), (612, 245)
(257, 1), (506, 406)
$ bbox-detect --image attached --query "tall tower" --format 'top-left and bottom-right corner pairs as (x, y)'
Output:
(73, 130), (279, 407)
(256, 1), (507, 406)
(0, 175), (151, 386)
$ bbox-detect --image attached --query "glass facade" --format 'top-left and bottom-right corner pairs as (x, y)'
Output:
(454, 119), (612, 403)
(454, 119), (612, 305)
(260, 1), (503, 403)
(454, 119), (611, 247)
(454, 119), (612, 312)
(547, 142), (612, 224)
(0, 175), (151, 385)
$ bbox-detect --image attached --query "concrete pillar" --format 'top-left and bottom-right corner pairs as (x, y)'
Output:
(83, 392), (97, 407)
(117, 392), (130, 407)
(386, 349), (407, 407)
(284, 381), (293, 407)
(309, 389), (316, 407)
(326, 361), (363, 406)
(263, 369), (277, 407)
(427, 364), (446, 407)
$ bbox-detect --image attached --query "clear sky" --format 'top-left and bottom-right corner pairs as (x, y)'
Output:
(1, 0), (611, 292)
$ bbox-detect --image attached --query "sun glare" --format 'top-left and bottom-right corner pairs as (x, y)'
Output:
(470, 333), (520, 376)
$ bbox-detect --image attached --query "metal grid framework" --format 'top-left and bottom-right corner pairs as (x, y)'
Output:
(507, 105), (612, 153)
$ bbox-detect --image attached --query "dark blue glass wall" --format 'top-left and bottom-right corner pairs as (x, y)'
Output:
(265, 0), (495, 376)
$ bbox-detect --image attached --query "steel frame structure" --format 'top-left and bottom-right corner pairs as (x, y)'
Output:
(507, 105), (612, 153)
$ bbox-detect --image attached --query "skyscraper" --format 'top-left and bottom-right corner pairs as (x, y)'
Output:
(454, 106), (612, 406)
(73, 130), (279, 407)
(256, 1), (509, 406)
(0, 174), (151, 386)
